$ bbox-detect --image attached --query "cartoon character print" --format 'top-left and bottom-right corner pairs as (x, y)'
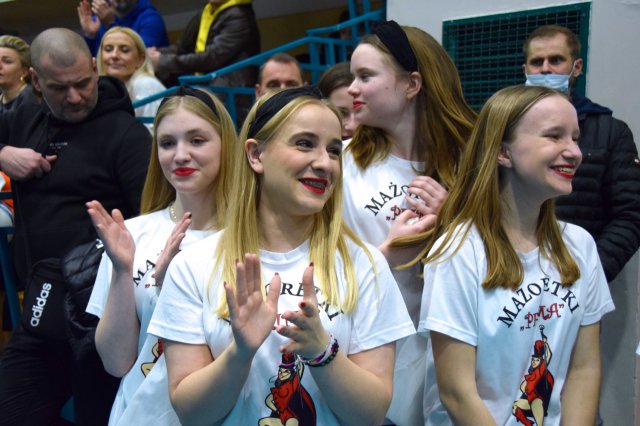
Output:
(140, 338), (163, 377)
(259, 352), (316, 426)
(512, 325), (555, 426)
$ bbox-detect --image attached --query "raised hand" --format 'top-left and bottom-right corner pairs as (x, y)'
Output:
(152, 211), (191, 287)
(86, 200), (135, 273)
(224, 254), (281, 356)
(91, 0), (116, 26)
(76, 0), (100, 38)
(277, 263), (330, 359)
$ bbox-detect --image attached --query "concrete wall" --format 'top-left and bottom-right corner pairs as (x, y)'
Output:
(387, 0), (640, 423)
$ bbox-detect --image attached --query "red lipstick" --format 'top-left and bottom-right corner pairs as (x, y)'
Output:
(299, 178), (328, 194)
(173, 167), (196, 177)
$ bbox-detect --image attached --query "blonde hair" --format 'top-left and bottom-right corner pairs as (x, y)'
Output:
(140, 89), (237, 232)
(413, 85), (580, 290)
(213, 92), (375, 317)
(347, 26), (476, 189)
(0, 35), (31, 83)
(97, 27), (156, 97)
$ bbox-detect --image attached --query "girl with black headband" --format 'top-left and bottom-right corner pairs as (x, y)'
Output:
(85, 87), (237, 425)
(148, 86), (414, 425)
(342, 20), (477, 425)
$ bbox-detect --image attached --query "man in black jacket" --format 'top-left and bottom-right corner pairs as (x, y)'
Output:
(523, 25), (640, 282)
(0, 28), (151, 425)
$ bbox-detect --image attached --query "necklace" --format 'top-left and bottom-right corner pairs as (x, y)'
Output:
(169, 202), (178, 223)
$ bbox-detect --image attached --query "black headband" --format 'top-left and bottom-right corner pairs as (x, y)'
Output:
(159, 85), (219, 116)
(372, 20), (418, 72)
(247, 85), (323, 139)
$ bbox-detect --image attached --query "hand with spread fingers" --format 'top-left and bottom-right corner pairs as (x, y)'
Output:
(225, 254), (281, 356)
(152, 212), (191, 287)
(277, 263), (331, 359)
(86, 200), (135, 274)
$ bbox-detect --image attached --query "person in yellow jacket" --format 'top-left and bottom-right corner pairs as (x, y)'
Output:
(147, 0), (260, 88)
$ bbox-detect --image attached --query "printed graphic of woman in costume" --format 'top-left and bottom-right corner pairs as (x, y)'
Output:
(512, 325), (555, 426)
(259, 353), (316, 426)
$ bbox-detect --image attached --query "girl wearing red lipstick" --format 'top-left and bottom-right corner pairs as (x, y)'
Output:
(85, 87), (236, 425)
(416, 86), (613, 425)
(341, 21), (476, 425)
(148, 86), (414, 425)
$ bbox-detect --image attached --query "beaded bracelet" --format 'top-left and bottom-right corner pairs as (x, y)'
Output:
(301, 333), (334, 364)
(301, 333), (340, 367)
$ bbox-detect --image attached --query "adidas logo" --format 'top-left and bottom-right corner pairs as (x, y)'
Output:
(30, 282), (53, 327)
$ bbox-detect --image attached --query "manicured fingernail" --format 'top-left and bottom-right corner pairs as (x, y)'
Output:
(274, 272), (279, 276)
(187, 212), (192, 219)
(309, 261), (314, 267)
(300, 301), (306, 308)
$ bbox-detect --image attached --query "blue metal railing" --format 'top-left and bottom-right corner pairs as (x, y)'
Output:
(133, 2), (385, 125)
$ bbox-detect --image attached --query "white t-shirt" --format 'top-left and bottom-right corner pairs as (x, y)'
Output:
(418, 223), (615, 426)
(87, 208), (214, 425)
(129, 73), (166, 133)
(342, 149), (427, 425)
(148, 231), (415, 425)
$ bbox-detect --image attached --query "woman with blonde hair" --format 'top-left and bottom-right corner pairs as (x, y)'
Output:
(417, 85), (613, 425)
(0, 35), (39, 111)
(148, 86), (414, 425)
(86, 87), (236, 425)
(97, 26), (165, 131)
(343, 20), (477, 425)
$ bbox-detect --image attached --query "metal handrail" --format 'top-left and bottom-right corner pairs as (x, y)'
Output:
(132, 5), (385, 125)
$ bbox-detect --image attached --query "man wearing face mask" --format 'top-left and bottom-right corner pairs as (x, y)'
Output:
(523, 24), (640, 282)
(77, 0), (169, 56)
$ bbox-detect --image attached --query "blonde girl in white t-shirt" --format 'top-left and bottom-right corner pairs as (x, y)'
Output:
(86, 87), (236, 425)
(149, 86), (414, 425)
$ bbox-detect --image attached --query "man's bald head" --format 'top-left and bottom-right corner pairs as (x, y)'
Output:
(31, 28), (92, 75)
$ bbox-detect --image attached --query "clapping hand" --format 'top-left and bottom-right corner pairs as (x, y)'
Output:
(152, 212), (191, 287)
(86, 200), (135, 273)
(277, 263), (330, 359)
(225, 254), (281, 356)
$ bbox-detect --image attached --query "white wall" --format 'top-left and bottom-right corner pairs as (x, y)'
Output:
(387, 1), (640, 423)
(388, 0), (640, 140)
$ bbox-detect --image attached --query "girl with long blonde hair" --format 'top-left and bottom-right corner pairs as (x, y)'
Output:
(148, 86), (414, 425)
(86, 87), (235, 425)
(418, 85), (613, 425)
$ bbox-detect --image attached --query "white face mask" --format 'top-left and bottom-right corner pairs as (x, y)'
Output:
(525, 61), (576, 93)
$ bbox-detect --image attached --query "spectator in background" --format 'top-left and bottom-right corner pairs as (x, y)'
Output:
(98, 26), (166, 132)
(254, 52), (305, 99)
(0, 35), (40, 230)
(0, 28), (151, 425)
(318, 61), (356, 140)
(0, 35), (39, 112)
(77, 0), (169, 56)
(147, 0), (260, 89)
(523, 25), (640, 282)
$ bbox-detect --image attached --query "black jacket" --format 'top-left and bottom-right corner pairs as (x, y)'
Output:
(157, 3), (260, 87)
(556, 93), (640, 281)
(0, 77), (151, 283)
